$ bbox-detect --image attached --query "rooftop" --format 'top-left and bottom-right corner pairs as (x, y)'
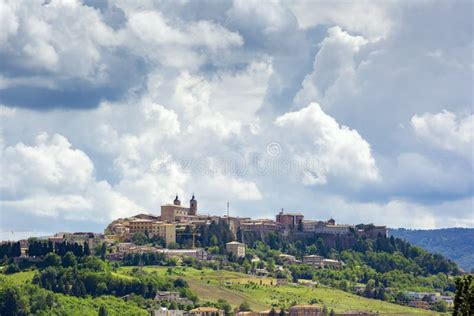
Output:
(190, 307), (222, 312)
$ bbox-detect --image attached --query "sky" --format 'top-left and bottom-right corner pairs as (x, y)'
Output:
(0, 0), (473, 234)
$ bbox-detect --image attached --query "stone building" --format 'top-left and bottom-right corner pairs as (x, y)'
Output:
(303, 255), (324, 268)
(276, 210), (304, 230)
(226, 241), (246, 258)
(289, 305), (322, 316)
(190, 307), (224, 316)
(161, 194), (198, 222)
(154, 291), (193, 305)
(129, 219), (176, 246)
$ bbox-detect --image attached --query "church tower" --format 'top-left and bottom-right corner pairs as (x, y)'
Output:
(173, 194), (181, 206)
(189, 194), (197, 215)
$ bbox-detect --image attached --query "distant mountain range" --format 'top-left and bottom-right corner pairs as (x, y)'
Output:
(389, 227), (474, 272)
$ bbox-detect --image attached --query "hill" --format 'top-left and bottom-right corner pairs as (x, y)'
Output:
(0, 272), (148, 315)
(118, 266), (435, 314)
(389, 228), (474, 272)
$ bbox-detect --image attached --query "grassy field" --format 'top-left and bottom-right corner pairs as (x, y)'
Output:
(118, 266), (438, 314)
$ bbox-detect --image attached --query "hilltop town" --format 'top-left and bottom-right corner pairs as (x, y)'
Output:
(1, 194), (460, 314)
(106, 194), (387, 245)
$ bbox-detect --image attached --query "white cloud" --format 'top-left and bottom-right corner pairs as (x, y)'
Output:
(316, 195), (474, 229)
(275, 102), (379, 185)
(227, 0), (295, 34)
(412, 110), (473, 159)
(124, 9), (243, 69)
(288, 1), (395, 41)
(293, 26), (367, 108)
(1, 0), (118, 80)
(0, 133), (145, 221)
(169, 59), (273, 138)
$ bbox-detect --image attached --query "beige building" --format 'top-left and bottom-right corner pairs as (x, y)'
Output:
(129, 219), (176, 246)
(190, 307), (224, 316)
(303, 255), (324, 268)
(322, 259), (343, 269)
(226, 241), (246, 258)
(161, 194), (198, 222)
(314, 224), (351, 235)
(289, 305), (322, 316)
(153, 309), (185, 316)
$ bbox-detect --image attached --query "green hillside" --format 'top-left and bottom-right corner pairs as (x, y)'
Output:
(0, 272), (148, 316)
(118, 266), (436, 314)
(389, 228), (474, 271)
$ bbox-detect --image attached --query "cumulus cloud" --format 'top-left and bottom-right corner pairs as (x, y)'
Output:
(412, 110), (473, 159)
(275, 102), (379, 185)
(0, 1), (472, 231)
(288, 1), (395, 41)
(125, 9), (243, 69)
(293, 26), (367, 108)
(0, 133), (145, 221)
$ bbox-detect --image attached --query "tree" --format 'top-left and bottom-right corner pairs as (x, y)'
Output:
(453, 274), (473, 316)
(0, 286), (25, 316)
(217, 299), (232, 315)
(132, 232), (148, 246)
(99, 243), (107, 260)
(322, 305), (328, 316)
(83, 241), (91, 256)
(239, 301), (251, 311)
(278, 308), (286, 316)
(44, 253), (61, 267)
(62, 251), (77, 268)
(269, 307), (277, 316)
(210, 235), (218, 246)
(431, 300), (448, 313)
(98, 305), (108, 316)
(4, 263), (20, 274)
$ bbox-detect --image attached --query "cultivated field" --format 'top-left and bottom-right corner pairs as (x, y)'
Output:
(118, 266), (438, 314)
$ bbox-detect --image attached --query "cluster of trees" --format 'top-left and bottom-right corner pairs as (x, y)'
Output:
(32, 259), (197, 304)
(122, 252), (176, 266)
(0, 242), (21, 261)
(176, 221), (234, 251)
(27, 239), (91, 258)
(0, 282), (56, 316)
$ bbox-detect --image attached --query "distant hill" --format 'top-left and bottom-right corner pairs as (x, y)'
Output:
(389, 227), (474, 272)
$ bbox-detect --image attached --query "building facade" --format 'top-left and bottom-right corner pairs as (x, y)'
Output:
(288, 305), (322, 316)
(303, 255), (324, 268)
(129, 219), (176, 246)
(276, 210), (304, 230)
(226, 241), (246, 258)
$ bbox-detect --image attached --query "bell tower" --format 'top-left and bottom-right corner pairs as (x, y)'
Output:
(189, 194), (197, 215)
(173, 194), (181, 206)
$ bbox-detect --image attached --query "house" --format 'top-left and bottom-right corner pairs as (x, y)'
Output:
(408, 300), (430, 310)
(303, 255), (324, 268)
(226, 241), (246, 258)
(289, 305), (322, 316)
(154, 291), (193, 305)
(189, 307), (224, 316)
(153, 308), (185, 316)
(322, 259), (343, 269)
(279, 253), (297, 264)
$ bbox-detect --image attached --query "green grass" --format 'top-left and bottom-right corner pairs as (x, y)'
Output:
(118, 266), (438, 314)
(2, 271), (35, 285)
